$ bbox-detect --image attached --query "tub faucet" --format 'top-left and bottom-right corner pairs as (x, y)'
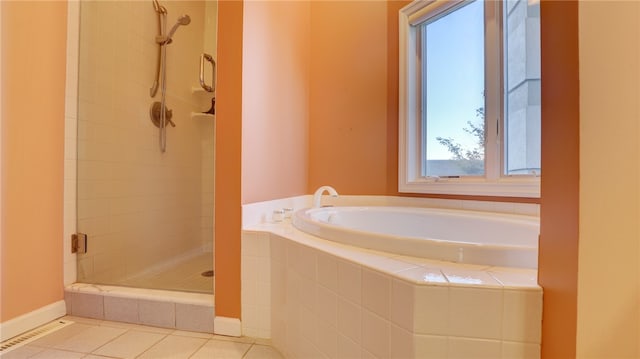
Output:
(313, 185), (339, 208)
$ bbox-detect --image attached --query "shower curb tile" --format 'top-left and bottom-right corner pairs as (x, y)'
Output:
(175, 303), (214, 333)
(70, 292), (104, 320)
(138, 300), (175, 329)
(104, 295), (139, 324)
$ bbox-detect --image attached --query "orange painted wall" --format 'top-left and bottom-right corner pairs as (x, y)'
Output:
(308, 1), (390, 195)
(576, 1), (640, 356)
(241, 0), (310, 204)
(538, 1), (580, 357)
(0, 1), (67, 321)
(214, 0), (243, 320)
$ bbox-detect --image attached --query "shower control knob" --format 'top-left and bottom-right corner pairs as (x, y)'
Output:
(150, 101), (176, 128)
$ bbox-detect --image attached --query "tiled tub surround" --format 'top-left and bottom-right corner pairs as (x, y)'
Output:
(242, 196), (542, 358)
(65, 284), (214, 334)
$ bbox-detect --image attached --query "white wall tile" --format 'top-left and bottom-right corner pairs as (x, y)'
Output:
(316, 317), (338, 359)
(362, 268), (390, 319)
(298, 338), (323, 359)
(338, 260), (361, 305)
(362, 348), (377, 359)
(317, 253), (339, 292)
(299, 276), (317, 312)
(413, 285), (449, 335)
(337, 297), (361, 344)
(390, 279), (414, 331)
(297, 245), (317, 281)
(286, 241), (302, 273)
(242, 304), (261, 336)
(270, 235), (287, 264)
(501, 341), (540, 359)
(337, 334), (361, 359)
(389, 324), (414, 359)
(271, 262), (286, 310)
(316, 284), (338, 328)
(448, 287), (503, 339)
(256, 257), (271, 284)
(299, 306), (318, 344)
(413, 334), (447, 358)
(361, 310), (390, 359)
(241, 232), (260, 257)
(502, 290), (542, 343)
(448, 337), (502, 359)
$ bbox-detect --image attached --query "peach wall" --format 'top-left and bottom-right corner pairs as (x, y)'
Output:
(0, 1), (67, 321)
(576, 1), (640, 357)
(215, 0), (243, 320)
(538, 1), (579, 357)
(241, 0), (310, 204)
(308, 1), (389, 195)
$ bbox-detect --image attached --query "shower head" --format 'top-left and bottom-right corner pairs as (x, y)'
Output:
(177, 14), (191, 25)
(164, 14), (191, 44)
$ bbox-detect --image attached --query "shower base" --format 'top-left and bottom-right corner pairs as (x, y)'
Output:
(116, 252), (214, 294)
(79, 251), (214, 294)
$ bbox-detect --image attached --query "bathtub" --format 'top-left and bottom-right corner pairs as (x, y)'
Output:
(293, 206), (539, 268)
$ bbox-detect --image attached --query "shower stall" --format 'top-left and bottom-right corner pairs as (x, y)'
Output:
(75, 0), (217, 294)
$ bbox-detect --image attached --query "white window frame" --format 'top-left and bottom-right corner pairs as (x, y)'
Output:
(398, 0), (540, 198)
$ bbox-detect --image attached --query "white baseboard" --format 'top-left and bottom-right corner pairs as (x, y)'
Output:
(213, 316), (242, 337)
(0, 300), (66, 341)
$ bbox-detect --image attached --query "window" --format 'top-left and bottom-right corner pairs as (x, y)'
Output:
(399, 0), (541, 197)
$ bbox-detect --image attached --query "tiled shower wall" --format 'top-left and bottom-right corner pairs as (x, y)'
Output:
(72, 1), (216, 284)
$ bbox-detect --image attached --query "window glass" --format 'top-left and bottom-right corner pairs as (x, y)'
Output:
(503, 0), (541, 175)
(421, 0), (485, 177)
(398, 0), (541, 197)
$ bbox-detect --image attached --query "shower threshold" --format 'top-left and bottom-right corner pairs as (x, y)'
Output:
(65, 283), (214, 333)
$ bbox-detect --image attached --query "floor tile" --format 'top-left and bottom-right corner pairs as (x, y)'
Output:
(30, 348), (85, 359)
(210, 335), (256, 344)
(244, 344), (285, 359)
(92, 330), (166, 358)
(52, 325), (126, 353)
(28, 323), (93, 348)
(171, 330), (213, 339)
(136, 335), (207, 359)
(189, 339), (252, 359)
(0, 345), (44, 359)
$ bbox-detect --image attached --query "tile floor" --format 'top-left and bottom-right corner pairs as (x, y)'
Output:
(1, 316), (283, 359)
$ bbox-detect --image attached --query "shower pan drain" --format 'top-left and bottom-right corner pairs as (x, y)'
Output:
(0, 319), (74, 354)
(201, 270), (214, 277)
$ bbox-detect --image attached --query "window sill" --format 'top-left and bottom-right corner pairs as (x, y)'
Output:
(399, 177), (540, 198)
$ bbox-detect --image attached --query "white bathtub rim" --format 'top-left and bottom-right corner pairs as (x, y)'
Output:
(247, 221), (541, 291)
(293, 206), (539, 269)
